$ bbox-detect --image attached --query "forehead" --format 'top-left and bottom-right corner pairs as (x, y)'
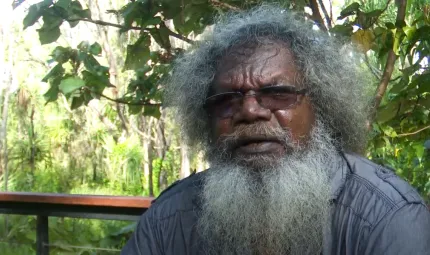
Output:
(213, 42), (302, 92)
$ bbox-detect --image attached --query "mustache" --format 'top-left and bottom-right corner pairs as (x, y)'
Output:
(216, 122), (294, 151)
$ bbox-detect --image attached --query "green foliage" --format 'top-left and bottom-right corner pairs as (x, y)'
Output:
(0, 215), (133, 254)
(22, 0), (320, 117)
(4, 0), (430, 253)
(25, 0), (430, 200)
(332, 0), (430, 201)
(23, 0), (53, 29)
(59, 77), (85, 95)
(124, 34), (151, 71)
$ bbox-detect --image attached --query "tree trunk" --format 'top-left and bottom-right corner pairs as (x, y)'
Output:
(180, 144), (190, 179)
(0, 87), (10, 190)
(93, 0), (129, 135)
(140, 116), (154, 196)
(0, 14), (14, 190)
(92, 160), (97, 181)
(29, 105), (36, 179)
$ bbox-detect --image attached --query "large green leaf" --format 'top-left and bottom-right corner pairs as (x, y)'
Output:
(89, 42), (102, 55)
(390, 76), (409, 94)
(44, 84), (59, 103)
(143, 105), (161, 118)
(59, 77), (85, 95)
(128, 104), (143, 114)
(82, 70), (110, 95)
(23, 0), (53, 29)
(376, 100), (400, 123)
(120, 2), (148, 28)
(42, 64), (64, 82)
(124, 34), (151, 70)
(355, 9), (383, 29)
(382, 125), (397, 138)
(160, 0), (191, 19)
(66, 1), (92, 27)
(414, 143), (425, 159)
(82, 54), (109, 76)
(50, 46), (71, 63)
(38, 26), (61, 45)
(330, 24), (353, 37)
(339, 2), (360, 19)
(173, 3), (213, 36)
(44, 76), (61, 103)
(41, 12), (63, 30)
(141, 17), (163, 27)
(149, 25), (171, 50)
(55, 0), (72, 9)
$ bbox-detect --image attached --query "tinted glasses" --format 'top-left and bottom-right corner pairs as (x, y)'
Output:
(204, 85), (307, 118)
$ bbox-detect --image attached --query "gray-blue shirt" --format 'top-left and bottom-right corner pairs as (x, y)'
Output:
(122, 153), (430, 254)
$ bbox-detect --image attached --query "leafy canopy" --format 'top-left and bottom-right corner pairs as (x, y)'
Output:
(22, 0), (430, 198)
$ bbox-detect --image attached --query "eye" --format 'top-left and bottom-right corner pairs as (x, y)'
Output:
(261, 86), (295, 95)
(259, 86), (300, 110)
(204, 92), (242, 118)
(210, 93), (239, 105)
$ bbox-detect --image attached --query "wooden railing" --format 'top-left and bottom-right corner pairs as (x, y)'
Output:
(0, 192), (153, 255)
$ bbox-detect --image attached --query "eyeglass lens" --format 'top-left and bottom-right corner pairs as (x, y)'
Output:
(205, 86), (304, 118)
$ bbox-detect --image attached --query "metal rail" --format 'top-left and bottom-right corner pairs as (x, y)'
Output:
(0, 192), (153, 255)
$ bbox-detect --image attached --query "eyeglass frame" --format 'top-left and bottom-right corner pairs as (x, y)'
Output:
(203, 85), (308, 119)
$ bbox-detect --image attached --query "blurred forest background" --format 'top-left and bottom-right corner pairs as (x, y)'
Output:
(0, 0), (429, 254)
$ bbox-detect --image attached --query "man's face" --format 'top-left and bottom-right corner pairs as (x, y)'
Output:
(208, 42), (315, 165)
(200, 43), (335, 254)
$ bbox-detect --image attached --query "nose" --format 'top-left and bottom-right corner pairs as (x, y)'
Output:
(232, 95), (271, 124)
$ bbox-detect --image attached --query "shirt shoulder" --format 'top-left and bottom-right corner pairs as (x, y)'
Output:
(337, 153), (425, 226)
(147, 170), (206, 220)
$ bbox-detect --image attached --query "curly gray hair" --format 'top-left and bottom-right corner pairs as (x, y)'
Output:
(164, 4), (370, 154)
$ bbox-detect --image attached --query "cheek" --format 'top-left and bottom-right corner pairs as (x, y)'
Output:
(211, 118), (233, 141)
(274, 104), (315, 143)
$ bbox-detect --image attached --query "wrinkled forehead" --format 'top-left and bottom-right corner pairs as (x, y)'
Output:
(212, 40), (303, 93)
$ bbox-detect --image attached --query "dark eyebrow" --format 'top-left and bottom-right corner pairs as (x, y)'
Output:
(259, 82), (297, 88)
(259, 84), (296, 90)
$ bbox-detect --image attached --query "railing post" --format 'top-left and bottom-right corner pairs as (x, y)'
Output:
(36, 215), (49, 255)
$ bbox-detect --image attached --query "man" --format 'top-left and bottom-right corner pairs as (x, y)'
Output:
(121, 5), (430, 255)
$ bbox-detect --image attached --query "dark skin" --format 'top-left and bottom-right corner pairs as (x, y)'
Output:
(210, 42), (316, 159)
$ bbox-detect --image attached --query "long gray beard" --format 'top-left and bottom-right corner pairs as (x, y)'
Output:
(198, 124), (337, 255)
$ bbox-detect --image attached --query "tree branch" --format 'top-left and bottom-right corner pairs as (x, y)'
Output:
(382, 0), (393, 13)
(67, 18), (127, 29)
(66, 18), (194, 44)
(398, 125), (430, 137)
(329, 0), (333, 24)
(317, 0), (332, 29)
(309, 0), (328, 31)
(84, 88), (161, 106)
(165, 29), (194, 44)
(372, 51), (397, 112)
(209, 0), (240, 11)
(130, 121), (150, 139)
(370, 0), (407, 120)
(98, 93), (161, 106)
